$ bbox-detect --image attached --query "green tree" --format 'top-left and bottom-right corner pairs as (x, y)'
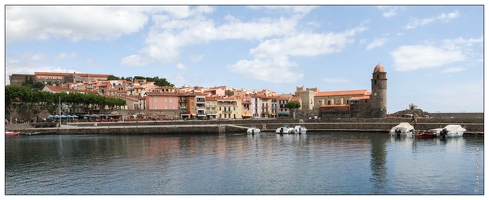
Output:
(5, 85), (29, 122)
(33, 82), (45, 90)
(285, 101), (301, 119)
(132, 76), (174, 87)
(21, 76), (35, 88)
(285, 101), (301, 109)
(107, 75), (120, 80)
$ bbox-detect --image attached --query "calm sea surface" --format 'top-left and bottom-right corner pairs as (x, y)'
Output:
(4, 132), (484, 195)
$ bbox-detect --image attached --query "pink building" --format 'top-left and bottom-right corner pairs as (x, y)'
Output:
(145, 92), (179, 110)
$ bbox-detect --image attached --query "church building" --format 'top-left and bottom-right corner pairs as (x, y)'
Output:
(316, 63), (387, 118)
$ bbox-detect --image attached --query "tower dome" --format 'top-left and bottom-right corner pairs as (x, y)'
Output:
(373, 63), (385, 73)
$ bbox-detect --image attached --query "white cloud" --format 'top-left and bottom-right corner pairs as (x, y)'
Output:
(228, 24), (367, 83)
(84, 59), (98, 67)
(227, 56), (303, 83)
(247, 6), (316, 15)
(177, 63), (188, 70)
(322, 78), (352, 83)
(307, 21), (321, 28)
(391, 45), (465, 71)
(404, 10), (460, 29)
(442, 36), (483, 51)
(190, 54), (204, 62)
(5, 57), (78, 84)
(442, 67), (466, 73)
(53, 52), (77, 61)
(250, 25), (367, 58)
(120, 55), (149, 66)
(22, 53), (45, 61)
(134, 10), (301, 66)
(6, 6), (149, 42)
(366, 38), (388, 50)
(377, 6), (403, 18)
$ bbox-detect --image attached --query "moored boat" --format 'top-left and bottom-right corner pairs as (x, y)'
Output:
(416, 130), (437, 139)
(389, 122), (415, 137)
(247, 127), (260, 134)
(436, 125), (466, 138)
(276, 125), (293, 134)
(6, 131), (20, 137)
(293, 125), (307, 134)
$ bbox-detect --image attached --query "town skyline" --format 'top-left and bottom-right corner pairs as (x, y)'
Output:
(4, 4), (484, 114)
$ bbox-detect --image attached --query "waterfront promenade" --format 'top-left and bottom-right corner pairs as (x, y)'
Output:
(5, 117), (484, 135)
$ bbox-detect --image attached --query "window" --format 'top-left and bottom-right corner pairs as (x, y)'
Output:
(154, 97), (157, 102)
(169, 97), (172, 103)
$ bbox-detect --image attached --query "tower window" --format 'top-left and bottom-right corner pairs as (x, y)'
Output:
(374, 80), (377, 85)
(377, 74), (380, 79)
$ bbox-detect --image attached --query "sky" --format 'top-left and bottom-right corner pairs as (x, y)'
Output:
(2, 2), (485, 114)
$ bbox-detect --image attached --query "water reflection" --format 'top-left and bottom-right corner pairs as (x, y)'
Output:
(5, 133), (483, 195)
(369, 133), (389, 194)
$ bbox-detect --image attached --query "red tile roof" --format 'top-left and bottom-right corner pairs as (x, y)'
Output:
(315, 90), (368, 97)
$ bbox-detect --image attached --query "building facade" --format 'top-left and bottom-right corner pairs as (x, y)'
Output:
(369, 63), (388, 118)
(318, 63), (388, 118)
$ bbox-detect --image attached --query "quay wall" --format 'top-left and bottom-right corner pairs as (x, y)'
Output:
(12, 125), (224, 135)
(6, 118), (483, 135)
(5, 123), (484, 135)
(72, 117), (484, 127)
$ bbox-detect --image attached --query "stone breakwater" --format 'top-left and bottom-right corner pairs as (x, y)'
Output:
(5, 118), (484, 135)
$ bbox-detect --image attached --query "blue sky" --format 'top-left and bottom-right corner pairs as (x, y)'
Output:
(3, 3), (485, 114)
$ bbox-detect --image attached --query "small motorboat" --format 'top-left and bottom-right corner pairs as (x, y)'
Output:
(389, 122), (415, 137)
(6, 131), (20, 137)
(293, 125), (307, 134)
(276, 125), (293, 134)
(247, 127), (260, 134)
(416, 130), (437, 139)
(434, 125), (466, 138)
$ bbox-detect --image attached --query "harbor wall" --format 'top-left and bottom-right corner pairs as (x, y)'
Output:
(6, 118), (483, 135)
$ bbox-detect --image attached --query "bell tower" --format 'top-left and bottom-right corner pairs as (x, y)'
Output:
(370, 63), (387, 118)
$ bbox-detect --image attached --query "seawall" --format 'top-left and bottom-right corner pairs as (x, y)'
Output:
(6, 118), (484, 135)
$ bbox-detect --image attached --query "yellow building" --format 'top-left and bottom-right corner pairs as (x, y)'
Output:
(217, 98), (242, 119)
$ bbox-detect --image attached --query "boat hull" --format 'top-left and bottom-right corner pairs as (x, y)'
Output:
(434, 125), (466, 138)
(389, 122), (415, 137)
(417, 133), (437, 139)
(275, 127), (293, 134)
(293, 126), (307, 134)
(247, 128), (260, 134)
(6, 131), (20, 137)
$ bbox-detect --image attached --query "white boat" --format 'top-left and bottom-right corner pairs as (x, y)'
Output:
(434, 125), (466, 138)
(293, 125), (307, 134)
(247, 127), (260, 134)
(276, 125), (294, 134)
(389, 122), (415, 137)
